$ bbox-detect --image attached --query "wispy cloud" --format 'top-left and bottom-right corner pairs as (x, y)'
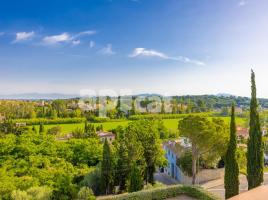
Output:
(238, 0), (247, 6)
(13, 31), (35, 43)
(129, 48), (205, 66)
(43, 32), (71, 45)
(99, 44), (115, 55)
(73, 30), (96, 39)
(42, 30), (96, 46)
(0, 32), (4, 36)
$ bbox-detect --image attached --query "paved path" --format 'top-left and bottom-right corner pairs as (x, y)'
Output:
(154, 172), (179, 185)
(166, 195), (197, 200)
(202, 173), (268, 199)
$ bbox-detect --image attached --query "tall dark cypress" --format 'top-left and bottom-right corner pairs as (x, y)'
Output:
(100, 139), (113, 194)
(224, 105), (239, 198)
(247, 70), (263, 189)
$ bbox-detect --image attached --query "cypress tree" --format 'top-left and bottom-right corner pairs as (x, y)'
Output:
(117, 139), (129, 192)
(39, 123), (45, 133)
(224, 105), (239, 198)
(247, 70), (264, 189)
(128, 163), (143, 192)
(100, 139), (113, 194)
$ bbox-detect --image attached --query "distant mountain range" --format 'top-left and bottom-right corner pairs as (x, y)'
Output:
(0, 93), (79, 100)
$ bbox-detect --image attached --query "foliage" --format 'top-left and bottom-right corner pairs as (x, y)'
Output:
(99, 185), (220, 200)
(100, 139), (114, 195)
(77, 187), (96, 200)
(47, 126), (62, 135)
(13, 117), (86, 125)
(178, 115), (228, 184)
(247, 70), (264, 189)
(81, 167), (102, 195)
(129, 113), (211, 120)
(125, 120), (164, 185)
(0, 131), (102, 199)
(11, 186), (52, 200)
(128, 163), (144, 192)
(224, 105), (239, 198)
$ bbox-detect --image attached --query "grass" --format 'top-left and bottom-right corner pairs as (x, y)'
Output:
(32, 116), (246, 135)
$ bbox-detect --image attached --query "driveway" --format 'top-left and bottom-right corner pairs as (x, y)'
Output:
(155, 173), (268, 199)
(202, 173), (268, 199)
(154, 172), (179, 185)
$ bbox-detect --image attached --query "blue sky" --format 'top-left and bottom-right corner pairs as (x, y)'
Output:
(0, 0), (268, 97)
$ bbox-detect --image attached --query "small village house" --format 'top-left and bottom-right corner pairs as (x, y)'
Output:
(163, 139), (223, 184)
(97, 131), (115, 143)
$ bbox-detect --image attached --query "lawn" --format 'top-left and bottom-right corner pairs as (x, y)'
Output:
(33, 116), (246, 135)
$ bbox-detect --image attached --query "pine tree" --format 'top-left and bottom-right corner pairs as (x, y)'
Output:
(117, 139), (129, 191)
(224, 105), (239, 198)
(247, 70), (264, 189)
(100, 139), (113, 194)
(128, 163), (143, 192)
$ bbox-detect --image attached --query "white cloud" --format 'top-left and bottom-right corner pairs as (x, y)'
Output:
(42, 33), (71, 45)
(90, 40), (95, 48)
(72, 40), (81, 46)
(0, 32), (4, 36)
(73, 30), (96, 39)
(129, 47), (205, 66)
(129, 48), (169, 59)
(99, 44), (115, 55)
(238, 0), (247, 6)
(42, 30), (96, 46)
(13, 31), (35, 42)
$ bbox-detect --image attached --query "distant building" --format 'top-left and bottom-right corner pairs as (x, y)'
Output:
(237, 126), (249, 139)
(15, 122), (27, 127)
(0, 113), (5, 122)
(97, 131), (115, 143)
(237, 126), (267, 139)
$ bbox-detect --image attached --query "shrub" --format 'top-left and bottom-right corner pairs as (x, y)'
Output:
(98, 185), (220, 200)
(13, 118), (86, 125)
(47, 126), (62, 135)
(129, 113), (211, 120)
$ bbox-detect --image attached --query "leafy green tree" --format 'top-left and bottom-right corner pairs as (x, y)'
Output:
(224, 105), (239, 198)
(126, 120), (162, 185)
(178, 115), (228, 184)
(100, 139), (113, 194)
(247, 70), (264, 189)
(128, 163), (143, 192)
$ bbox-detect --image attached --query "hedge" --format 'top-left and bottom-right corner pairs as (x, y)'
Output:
(129, 113), (212, 120)
(13, 117), (86, 125)
(97, 185), (220, 200)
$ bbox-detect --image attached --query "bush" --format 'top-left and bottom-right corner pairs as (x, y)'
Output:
(98, 185), (220, 200)
(129, 113), (211, 120)
(13, 118), (86, 125)
(47, 126), (62, 135)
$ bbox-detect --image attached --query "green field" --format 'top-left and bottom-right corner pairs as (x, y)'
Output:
(34, 116), (246, 135)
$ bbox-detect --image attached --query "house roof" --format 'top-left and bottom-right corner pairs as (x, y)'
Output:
(163, 139), (190, 157)
(237, 126), (249, 138)
(97, 131), (115, 138)
(229, 185), (268, 200)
